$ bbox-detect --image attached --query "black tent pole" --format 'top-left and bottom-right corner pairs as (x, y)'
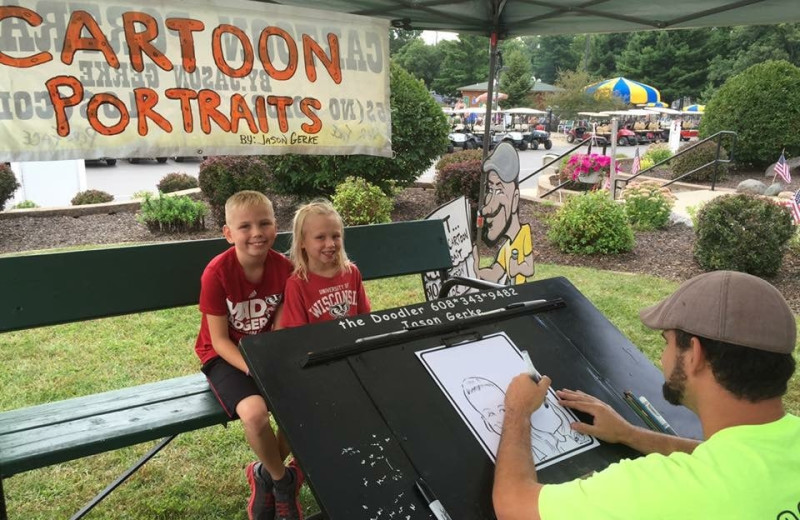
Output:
(476, 32), (499, 242)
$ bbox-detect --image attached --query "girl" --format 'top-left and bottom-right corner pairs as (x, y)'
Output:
(279, 199), (371, 328)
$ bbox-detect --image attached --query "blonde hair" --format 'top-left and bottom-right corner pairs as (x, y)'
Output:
(224, 191), (274, 225)
(290, 199), (351, 280)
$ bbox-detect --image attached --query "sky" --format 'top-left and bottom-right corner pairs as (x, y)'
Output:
(421, 30), (459, 45)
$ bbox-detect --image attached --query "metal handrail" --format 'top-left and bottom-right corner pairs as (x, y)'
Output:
(612, 131), (737, 198)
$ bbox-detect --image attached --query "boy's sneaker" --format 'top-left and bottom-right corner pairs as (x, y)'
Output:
(246, 461), (274, 520)
(273, 463), (305, 520)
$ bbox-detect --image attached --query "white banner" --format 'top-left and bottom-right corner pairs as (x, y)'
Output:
(0, 0), (391, 161)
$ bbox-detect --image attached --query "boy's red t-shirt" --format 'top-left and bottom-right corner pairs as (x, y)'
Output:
(194, 246), (293, 364)
(280, 265), (371, 328)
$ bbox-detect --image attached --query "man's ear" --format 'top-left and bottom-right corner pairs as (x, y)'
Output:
(511, 187), (520, 214)
(686, 336), (708, 375)
(222, 225), (234, 244)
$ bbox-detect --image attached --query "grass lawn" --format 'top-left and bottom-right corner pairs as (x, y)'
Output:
(1, 264), (798, 519)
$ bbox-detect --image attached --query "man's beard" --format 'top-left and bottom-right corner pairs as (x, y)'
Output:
(662, 353), (688, 406)
(481, 208), (511, 247)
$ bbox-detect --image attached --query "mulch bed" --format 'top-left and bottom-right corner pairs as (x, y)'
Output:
(1, 179), (798, 313)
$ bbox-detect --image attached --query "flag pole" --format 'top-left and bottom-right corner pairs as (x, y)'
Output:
(772, 147), (785, 184)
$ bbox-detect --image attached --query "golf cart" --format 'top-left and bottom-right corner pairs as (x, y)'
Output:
(448, 108), (483, 150)
(566, 112), (610, 146)
(502, 107), (550, 150)
(593, 111), (638, 146)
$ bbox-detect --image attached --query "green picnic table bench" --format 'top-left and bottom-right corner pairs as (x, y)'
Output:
(0, 219), (454, 519)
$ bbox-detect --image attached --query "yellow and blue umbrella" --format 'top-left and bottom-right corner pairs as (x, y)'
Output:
(585, 77), (661, 105)
(683, 104), (705, 113)
(643, 101), (667, 108)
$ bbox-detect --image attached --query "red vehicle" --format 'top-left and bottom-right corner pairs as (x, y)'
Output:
(565, 125), (609, 146)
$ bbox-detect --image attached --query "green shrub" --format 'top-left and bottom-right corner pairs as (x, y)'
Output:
(669, 141), (729, 182)
(331, 177), (393, 226)
(261, 62), (450, 198)
(693, 194), (794, 277)
(638, 156), (655, 172)
(0, 163), (19, 211)
(157, 172), (198, 193)
(434, 159), (483, 207)
(435, 149), (483, 174)
(12, 200), (38, 209)
(547, 191), (634, 254)
(620, 181), (676, 231)
(136, 193), (207, 233)
(71, 189), (114, 205)
(700, 60), (800, 166)
(198, 155), (274, 223)
(643, 143), (673, 165)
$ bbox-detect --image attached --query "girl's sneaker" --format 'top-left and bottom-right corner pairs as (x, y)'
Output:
(246, 461), (275, 520)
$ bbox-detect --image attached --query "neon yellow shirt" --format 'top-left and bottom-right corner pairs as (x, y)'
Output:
(496, 224), (532, 285)
(539, 414), (800, 519)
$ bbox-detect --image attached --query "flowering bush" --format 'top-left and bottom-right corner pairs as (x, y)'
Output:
(563, 153), (611, 181)
(620, 180), (676, 230)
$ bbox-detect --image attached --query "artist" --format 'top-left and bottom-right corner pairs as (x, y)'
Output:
(475, 142), (534, 285)
(493, 270), (799, 519)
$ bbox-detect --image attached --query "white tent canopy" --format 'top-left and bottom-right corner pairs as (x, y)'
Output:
(501, 108), (548, 115)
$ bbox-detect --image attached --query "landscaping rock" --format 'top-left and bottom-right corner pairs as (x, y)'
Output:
(736, 179), (767, 195)
(764, 156), (800, 177)
(764, 183), (784, 196)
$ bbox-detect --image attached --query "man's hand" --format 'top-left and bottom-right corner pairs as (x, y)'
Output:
(505, 374), (551, 418)
(556, 388), (634, 444)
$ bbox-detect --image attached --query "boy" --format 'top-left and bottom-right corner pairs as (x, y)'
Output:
(195, 191), (303, 520)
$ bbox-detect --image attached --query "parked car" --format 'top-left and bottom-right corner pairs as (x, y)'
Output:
(127, 157), (168, 164)
(84, 157), (117, 166)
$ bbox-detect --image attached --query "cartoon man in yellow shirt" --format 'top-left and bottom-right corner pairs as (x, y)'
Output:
(475, 142), (534, 285)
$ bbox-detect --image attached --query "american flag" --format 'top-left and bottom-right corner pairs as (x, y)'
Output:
(631, 147), (641, 175)
(774, 152), (791, 183)
(779, 190), (800, 225)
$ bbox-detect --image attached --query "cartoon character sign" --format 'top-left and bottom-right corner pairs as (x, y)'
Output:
(474, 142), (535, 285)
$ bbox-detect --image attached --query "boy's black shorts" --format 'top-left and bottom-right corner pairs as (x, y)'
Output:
(202, 356), (264, 419)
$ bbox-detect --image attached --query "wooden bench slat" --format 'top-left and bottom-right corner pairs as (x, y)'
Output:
(0, 220), (451, 332)
(0, 377), (227, 477)
(0, 374), (211, 433)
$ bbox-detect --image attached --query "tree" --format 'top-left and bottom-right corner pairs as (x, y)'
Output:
(263, 63), (451, 198)
(431, 35), (490, 97)
(615, 29), (724, 103)
(547, 69), (626, 119)
(499, 50), (533, 108)
(389, 28), (423, 55)
(531, 35), (581, 84)
(393, 39), (443, 88)
(700, 60), (800, 166)
(585, 33), (629, 78)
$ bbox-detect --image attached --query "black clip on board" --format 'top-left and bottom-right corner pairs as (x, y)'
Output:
(301, 298), (566, 367)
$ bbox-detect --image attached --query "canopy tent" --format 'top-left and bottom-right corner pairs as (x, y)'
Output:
(683, 104), (706, 113)
(502, 108), (548, 115)
(267, 1), (800, 38)
(585, 77), (661, 105)
(642, 102), (668, 108)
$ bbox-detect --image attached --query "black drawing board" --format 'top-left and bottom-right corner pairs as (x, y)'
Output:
(240, 276), (702, 520)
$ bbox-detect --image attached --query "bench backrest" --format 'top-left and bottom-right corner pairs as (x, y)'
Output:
(0, 219), (451, 332)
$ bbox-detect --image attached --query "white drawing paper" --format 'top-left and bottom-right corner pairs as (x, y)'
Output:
(422, 196), (478, 300)
(416, 332), (599, 469)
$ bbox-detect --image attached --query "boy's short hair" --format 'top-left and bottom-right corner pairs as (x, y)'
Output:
(224, 191), (274, 224)
(289, 199), (350, 280)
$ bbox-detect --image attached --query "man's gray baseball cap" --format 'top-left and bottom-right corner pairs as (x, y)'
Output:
(639, 270), (796, 354)
(482, 142), (519, 183)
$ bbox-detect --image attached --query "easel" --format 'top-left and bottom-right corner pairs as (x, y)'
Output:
(240, 277), (702, 520)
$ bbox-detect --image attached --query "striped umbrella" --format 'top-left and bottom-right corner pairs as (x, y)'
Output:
(585, 77), (661, 105)
(643, 101), (667, 108)
(683, 104), (705, 113)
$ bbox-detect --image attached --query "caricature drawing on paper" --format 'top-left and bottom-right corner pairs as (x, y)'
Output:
(417, 332), (599, 469)
(462, 376), (591, 463)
